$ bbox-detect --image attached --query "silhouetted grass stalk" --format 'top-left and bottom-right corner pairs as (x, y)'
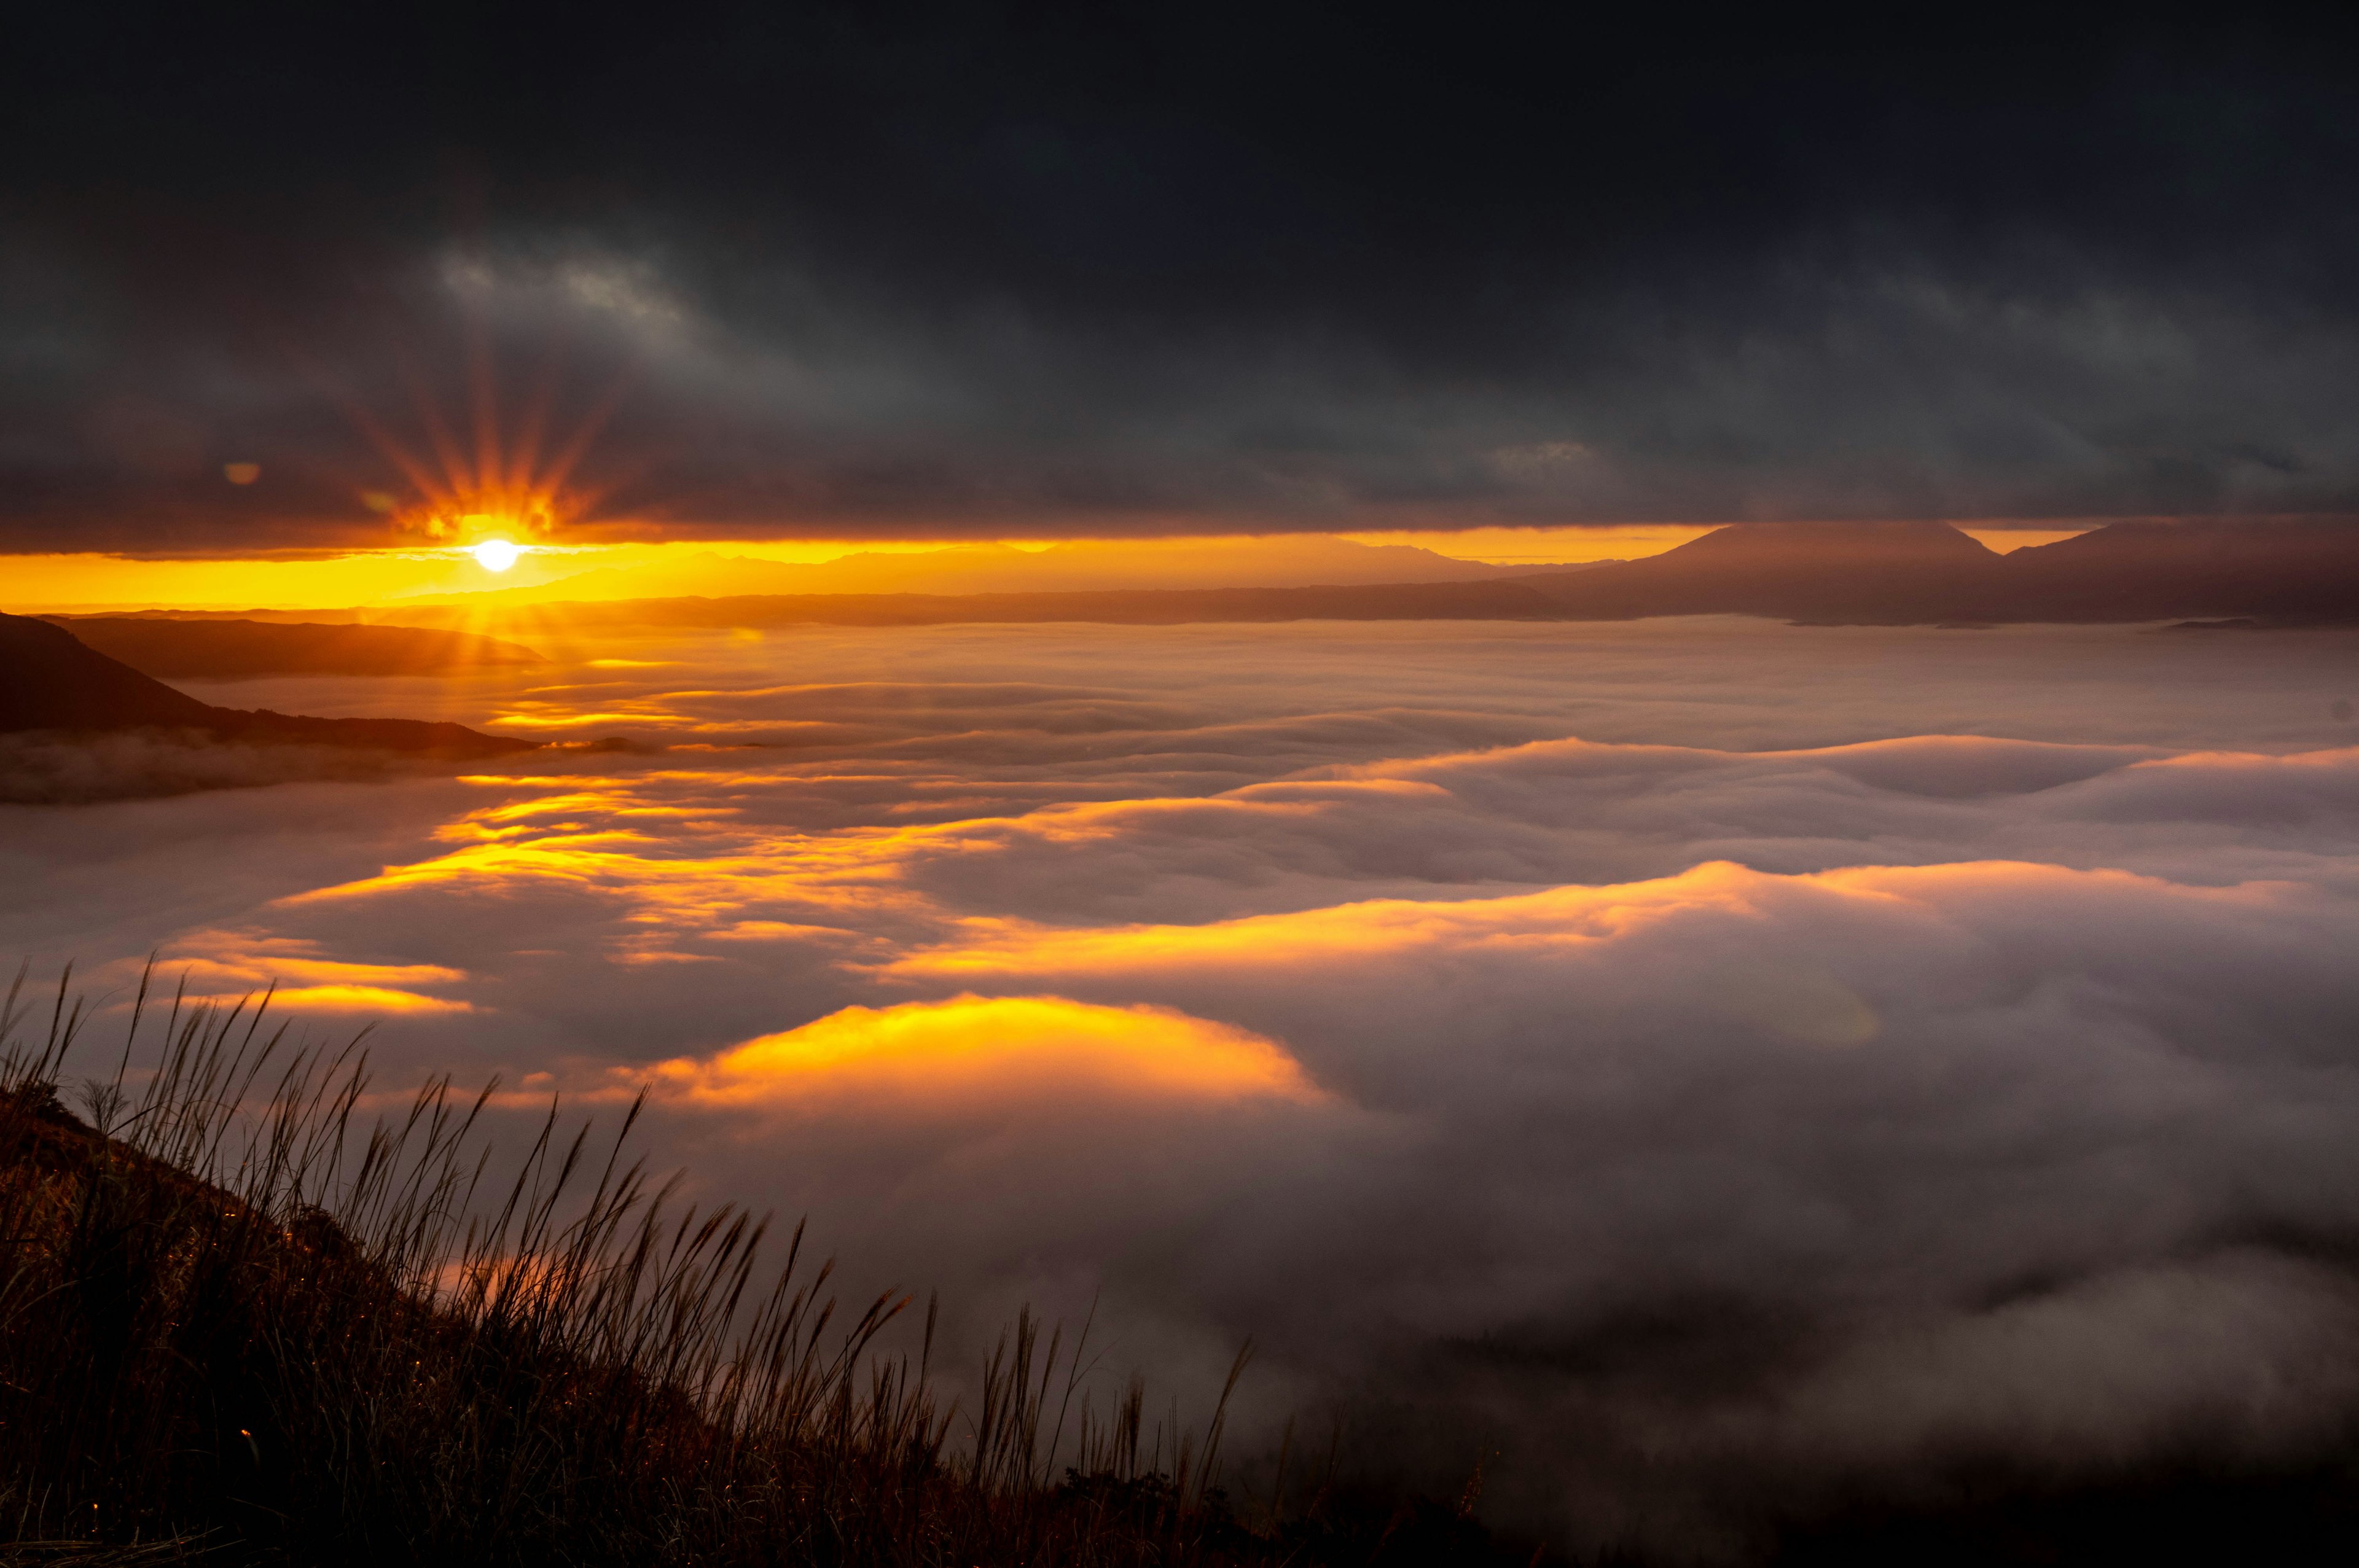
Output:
(0, 961), (1366, 1566)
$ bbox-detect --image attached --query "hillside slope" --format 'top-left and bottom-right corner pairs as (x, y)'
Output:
(0, 613), (533, 755)
(0, 1004), (1507, 1566)
(42, 616), (544, 678)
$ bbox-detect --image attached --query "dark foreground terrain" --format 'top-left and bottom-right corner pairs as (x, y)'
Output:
(8, 969), (2359, 1565)
(0, 972), (1519, 1567)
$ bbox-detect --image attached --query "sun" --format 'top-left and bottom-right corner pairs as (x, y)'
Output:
(471, 538), (523, 572)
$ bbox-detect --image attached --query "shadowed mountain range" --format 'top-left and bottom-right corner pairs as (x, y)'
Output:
(0, 614), (534, 754)
(36, 617), (544, 678)
(1508, 519), (2359, 625)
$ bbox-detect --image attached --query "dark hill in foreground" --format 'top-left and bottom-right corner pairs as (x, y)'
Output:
(39, 615), (544, 678)
(0, 613), (533, 756)
(12, 986), (2359, 1566)
(0, 1007), (1517, 1567)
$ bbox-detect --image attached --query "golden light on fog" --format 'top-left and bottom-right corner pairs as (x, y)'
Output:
(643, 994), (1327, 1109)
(471, 538), (523, 572)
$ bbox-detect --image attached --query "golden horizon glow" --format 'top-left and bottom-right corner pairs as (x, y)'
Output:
(0, 521), (2120, 614)
(5, 532), (1678, 612)
(0, 539), (976, 612)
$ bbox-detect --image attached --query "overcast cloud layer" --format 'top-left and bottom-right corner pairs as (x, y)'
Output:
(9, 2), (2359, 550)
(6, 620), (2359, 1553)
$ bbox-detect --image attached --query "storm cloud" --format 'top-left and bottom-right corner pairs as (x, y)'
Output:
(9, 2), (2359, 550)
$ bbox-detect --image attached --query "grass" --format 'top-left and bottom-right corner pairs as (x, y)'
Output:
(0, 964), (1513, 1567)
(16, 958), (2359, 1567)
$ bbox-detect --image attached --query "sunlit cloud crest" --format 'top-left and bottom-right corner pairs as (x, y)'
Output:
(640, 994), (1325, 1109)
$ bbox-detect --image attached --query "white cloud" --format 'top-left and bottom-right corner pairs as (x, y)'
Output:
(10, 618), (2359, 1553)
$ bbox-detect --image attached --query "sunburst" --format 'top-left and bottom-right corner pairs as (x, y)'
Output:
(331, 334), (628, 563)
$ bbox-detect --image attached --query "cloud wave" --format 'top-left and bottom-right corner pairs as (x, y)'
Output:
(11, 620), (2359, 1554)
(640, 993), (1324, 1110)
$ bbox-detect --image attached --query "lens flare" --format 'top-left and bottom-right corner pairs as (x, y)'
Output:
(471, 538), (522, 572)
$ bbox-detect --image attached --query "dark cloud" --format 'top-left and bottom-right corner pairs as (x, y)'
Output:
(7, 1), (2359, 549)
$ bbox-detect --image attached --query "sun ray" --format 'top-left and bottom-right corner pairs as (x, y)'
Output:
(310, 325), (629, 570)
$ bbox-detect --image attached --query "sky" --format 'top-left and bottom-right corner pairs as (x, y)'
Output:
(12, 6), (2359, 1558)
(0, 528), (1721, 612)
(7, 1), (2359, 557)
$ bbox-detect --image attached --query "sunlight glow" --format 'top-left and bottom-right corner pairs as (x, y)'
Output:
(471, 538), (523, 572)
(0, 523), (2114, 616)
(641, 994), (1326, 1108)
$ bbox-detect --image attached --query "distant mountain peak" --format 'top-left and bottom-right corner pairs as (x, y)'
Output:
(1673, 521), (1998, 559)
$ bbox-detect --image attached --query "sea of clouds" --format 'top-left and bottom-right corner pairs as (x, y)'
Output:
(4, 617), (2358, 1555)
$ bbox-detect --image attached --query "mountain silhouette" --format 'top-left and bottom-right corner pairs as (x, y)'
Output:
(38, 617), (544, 679)
(0, 614), (534, 754)
(1508, 519), (2359, 624)
(1508, 521), (2008, 622)
(1997, 520), (2359, 622)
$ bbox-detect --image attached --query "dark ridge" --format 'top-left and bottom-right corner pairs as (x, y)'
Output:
(2000, 519), (2359, 622)
(200, 708), (541, 755)
(39, 615), (545, 677)
(42, 607), (380, 624)
(0, 612), (534, 756)
(1509, 518), (2359, 626)
(0, 612), (219, 730)
(1508, 521), (2015, 624)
